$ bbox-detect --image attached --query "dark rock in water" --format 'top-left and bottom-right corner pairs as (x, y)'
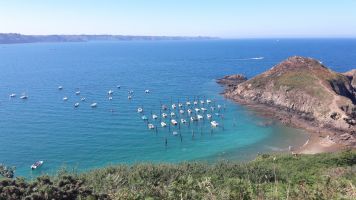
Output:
(0, 164), (15, 178)
(218, 56), (356, 147)
(216, 74), (247, 87)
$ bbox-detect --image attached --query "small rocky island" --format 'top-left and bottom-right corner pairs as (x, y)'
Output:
(218, 56), (356, 150)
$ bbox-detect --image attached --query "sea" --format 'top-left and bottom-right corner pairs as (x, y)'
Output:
(0, 39), (355, 178)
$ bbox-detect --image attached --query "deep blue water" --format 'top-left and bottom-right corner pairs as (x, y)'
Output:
(0, 39), (355, 178)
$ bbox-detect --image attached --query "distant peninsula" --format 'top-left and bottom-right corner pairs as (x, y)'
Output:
(218, 56), (356, 152)
(0, 33), (217, 44)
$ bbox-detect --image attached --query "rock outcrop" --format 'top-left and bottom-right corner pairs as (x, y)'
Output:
(218, 56), (356, 147)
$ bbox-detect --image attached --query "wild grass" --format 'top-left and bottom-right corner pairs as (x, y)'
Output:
(1, 150), (355, 199)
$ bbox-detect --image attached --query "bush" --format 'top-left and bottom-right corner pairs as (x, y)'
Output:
(0, 150), (355, 199)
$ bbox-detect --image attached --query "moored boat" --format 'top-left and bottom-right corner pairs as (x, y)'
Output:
(171, 119), (178, 125)
(148, 123), (155, 129)
(211, 121), (219, 127)
(31, 161), (43, 170)
(161, 121), (167, 127)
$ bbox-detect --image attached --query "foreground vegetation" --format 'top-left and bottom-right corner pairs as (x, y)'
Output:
(1, 150), (355, 199)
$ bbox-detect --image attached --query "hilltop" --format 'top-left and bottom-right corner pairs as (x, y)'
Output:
(218, 56), (356, 150)
(0, 33), (216, 44)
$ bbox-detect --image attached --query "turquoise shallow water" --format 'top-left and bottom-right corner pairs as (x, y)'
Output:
(0, 39), (355, 178)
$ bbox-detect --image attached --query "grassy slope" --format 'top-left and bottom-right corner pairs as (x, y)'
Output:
(1, 150), (355, 199)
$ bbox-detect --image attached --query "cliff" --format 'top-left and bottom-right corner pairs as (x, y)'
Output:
(218, 56), (356, 146)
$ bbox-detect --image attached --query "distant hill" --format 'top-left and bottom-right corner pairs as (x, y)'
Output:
(218, 56), (356, 147)
(0, 33), (217, 44)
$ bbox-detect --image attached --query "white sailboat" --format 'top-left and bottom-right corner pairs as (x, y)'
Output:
(137, 107), (143, 113)
(171, 119), (178, 125)
(211, 121), (219, 127)
(148, 124), (155, 129)
(161, 121), (167, 127)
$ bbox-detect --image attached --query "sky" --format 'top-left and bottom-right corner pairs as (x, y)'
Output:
(0, 0), (355, 38)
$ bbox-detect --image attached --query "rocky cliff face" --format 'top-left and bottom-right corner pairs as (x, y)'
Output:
(218, 56), (356, 146)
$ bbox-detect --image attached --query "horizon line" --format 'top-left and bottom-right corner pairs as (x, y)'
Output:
(1, 33), (356, 40)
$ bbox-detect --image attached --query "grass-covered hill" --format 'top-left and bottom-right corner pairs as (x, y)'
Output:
(220, 56), (356, 146)
(1, 150), (355, 199)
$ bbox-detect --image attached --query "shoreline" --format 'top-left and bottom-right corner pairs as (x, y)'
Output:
(224, 94), (346, 154)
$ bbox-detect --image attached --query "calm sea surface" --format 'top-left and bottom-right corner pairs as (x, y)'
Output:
(0, 39), (355, 177)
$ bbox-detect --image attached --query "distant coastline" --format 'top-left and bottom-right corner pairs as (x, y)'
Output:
(0, 33), (218, 44)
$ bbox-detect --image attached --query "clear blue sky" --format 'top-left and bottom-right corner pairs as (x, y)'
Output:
(0, 0), (355, 38)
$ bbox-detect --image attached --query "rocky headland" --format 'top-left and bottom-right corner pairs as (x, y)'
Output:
(218, 56), (356, 151)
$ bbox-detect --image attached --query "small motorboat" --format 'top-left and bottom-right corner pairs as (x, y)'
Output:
(206, 99), (212, 104)
(207, 114), (212, 119)
(186, 101), (191, 106)
(172, 131), (179, 136)
(108, 96), (113, 100)
(161, 105), (168, 110)
(63, 96), (68, 101)
(195, 108), (200, 112)
(9, 93), (16, 98)
(20, 95), (28, 99)
(172, 104), (176, 109)
(162, 113), (167, 118)
(75, 91), (80, 95)
(187, 109), (192, 114)
(193, 101), (198, 105)
(148, 123), (155, 129)
(178, 103), (183, 108)
(81, 97), (86, 101)
(200, 100), (205, 104)
(201, 108), (207, 112)
(217, 105), (222, 109)
(171, 119), (178, 125)
(128, 90), (134, 94)
(142, 115), (148, 120)
(170, 112), (175, 117)
(152, 114), (158, 119)
(31, 161), (43, 170)
(90, 103), (97, 108)
(128, 95), (132, 99)
(197, 114), (203, 120)
(179, 109), (184, 114)
(211, 121), (219, 127)
(74, 102), (80, 107)
(145, 89), (150, 93)
(58, 86), (63, 90)
(181, 119), (187, 124)
(108, 90), (114, 95)
(137, 107), (143, 113)
(117, 85), (121, 89)
(161, 121), (167, 127)
(210, 106), (215, 111)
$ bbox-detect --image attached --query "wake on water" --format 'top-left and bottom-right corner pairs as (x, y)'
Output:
(230, 57), (264, 61)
